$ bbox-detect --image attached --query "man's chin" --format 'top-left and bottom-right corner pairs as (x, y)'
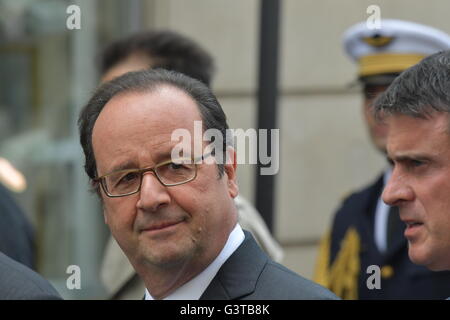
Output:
(420, 259), (450, 272)
(408, 247), (444, 271)
(138, 245), (193, 269)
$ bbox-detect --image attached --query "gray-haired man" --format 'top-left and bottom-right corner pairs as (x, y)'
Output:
(78, 69), (337, 300)
(374, 50), (450, 272)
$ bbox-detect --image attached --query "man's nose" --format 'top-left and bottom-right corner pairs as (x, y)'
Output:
(136, 172), (171, 212)
(382, 170), (414, 206)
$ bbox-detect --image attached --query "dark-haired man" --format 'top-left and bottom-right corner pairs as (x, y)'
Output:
(99, 30), (214, 86)
(79, 69), (337, 300)
(98, 30), (283, 299)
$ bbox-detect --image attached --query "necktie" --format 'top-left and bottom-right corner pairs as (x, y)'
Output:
(386, 206), (403, 251)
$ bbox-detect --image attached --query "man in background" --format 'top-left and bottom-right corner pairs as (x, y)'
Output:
(315, 19), (450, 299)
(98, 30), (283, 299)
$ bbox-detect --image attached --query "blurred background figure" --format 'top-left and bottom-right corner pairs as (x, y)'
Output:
(0, 160), (35, 269)
(314, 19), (450, 299)
(98, 30), (284, 299)
(0, 0), (37, 271)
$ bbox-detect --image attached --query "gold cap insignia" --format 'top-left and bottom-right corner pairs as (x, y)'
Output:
(362, 35), (394, 47)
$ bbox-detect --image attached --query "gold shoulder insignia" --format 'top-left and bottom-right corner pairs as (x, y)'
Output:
(328, 227), (361, 299)
(313, 231), (331, 287)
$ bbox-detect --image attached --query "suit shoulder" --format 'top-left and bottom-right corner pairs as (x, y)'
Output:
(0, 253), (61, 300)
(250, 260), (339, 300)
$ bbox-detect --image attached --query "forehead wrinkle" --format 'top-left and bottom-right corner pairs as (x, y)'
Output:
(96, 145), (138, 175)
(387, 114), (450, 161)
(100, 137), (178, 176)
(137, 136), (179, 163)
(108, 88), (200, 132)
(93, 86), (203, 176)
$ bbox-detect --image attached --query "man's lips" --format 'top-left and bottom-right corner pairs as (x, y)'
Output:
(140, 220), (183, 233)
(405, 221), (423, 227)
(402, 219), (424, 238)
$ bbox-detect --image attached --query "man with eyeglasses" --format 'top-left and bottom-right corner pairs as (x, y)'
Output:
(98, 30), (283, 300)
(78, 69), (337, 300)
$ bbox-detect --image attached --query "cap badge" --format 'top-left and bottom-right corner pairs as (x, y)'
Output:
(362, 35), (394, 47)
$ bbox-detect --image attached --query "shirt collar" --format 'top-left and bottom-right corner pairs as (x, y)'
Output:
(145, 223), (245, 300)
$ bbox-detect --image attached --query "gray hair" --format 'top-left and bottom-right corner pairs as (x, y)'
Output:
(373, 50), (450, 120)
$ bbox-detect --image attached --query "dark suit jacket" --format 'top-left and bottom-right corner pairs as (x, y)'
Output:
(200, 231), (338, 300)
(329, 173), (450, 299)
(0, 183), (35, 269)
(0, 252), (61, 300)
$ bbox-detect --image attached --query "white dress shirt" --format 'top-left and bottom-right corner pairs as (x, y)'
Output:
(145, 223), (245, 300)
(374, 168), (392, 253)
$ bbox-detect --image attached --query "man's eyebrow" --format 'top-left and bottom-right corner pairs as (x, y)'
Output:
(108, 160), (138, 173)
(107, 150), (175, 174)
(388, 153), (432, 163)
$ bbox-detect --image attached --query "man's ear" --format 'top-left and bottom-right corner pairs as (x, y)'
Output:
(92, 180), (108, 224)
(224, 146), (238, 198)
(103, 207), (109, 224)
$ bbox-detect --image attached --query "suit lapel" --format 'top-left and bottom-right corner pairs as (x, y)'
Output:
(200, 231), (268, 300)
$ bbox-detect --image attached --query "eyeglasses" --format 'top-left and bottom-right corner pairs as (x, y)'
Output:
(94, 153), (213, 198)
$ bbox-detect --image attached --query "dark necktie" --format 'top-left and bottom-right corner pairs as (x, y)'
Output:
(386, 206), (403, 251)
